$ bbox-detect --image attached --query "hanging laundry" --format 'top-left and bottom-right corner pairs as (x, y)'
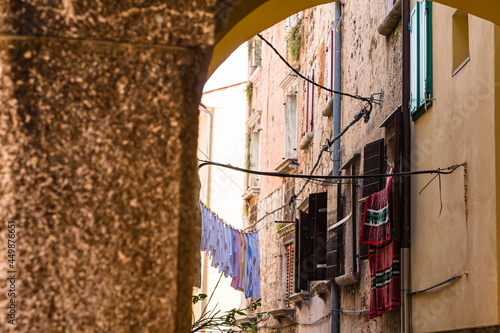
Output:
(360, 177), (393, 246)
(360, 177), (401, 319)
(200, 202), (261, 300)
(368, 237), (400, 319)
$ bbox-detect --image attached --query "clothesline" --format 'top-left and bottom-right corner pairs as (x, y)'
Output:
(200, 201), (258, 234)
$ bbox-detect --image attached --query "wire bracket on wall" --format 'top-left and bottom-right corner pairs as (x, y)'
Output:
(369, 90), (384, 107)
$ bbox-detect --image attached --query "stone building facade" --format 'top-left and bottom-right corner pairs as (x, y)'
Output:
(242, 1), (403, 332)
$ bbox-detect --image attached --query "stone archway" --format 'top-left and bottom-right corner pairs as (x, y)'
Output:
(209, 0), (500, 77)
(0, 1), (499, 332)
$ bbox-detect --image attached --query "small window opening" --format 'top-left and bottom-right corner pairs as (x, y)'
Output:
(452, 10), (469, 76)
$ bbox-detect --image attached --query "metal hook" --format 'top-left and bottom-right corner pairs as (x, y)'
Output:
(369, 90), (384, 107)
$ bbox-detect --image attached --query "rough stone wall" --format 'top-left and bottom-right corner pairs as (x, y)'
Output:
(337, 0), (402, 331)
(246, 1), (402, 332)
(0, 1), (231, 332)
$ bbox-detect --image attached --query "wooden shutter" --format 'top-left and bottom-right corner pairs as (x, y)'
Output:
(326, 225), (344, 279)
(310, 192), (327, 281)
(295, 211), (313, 292)
(306, 69), (314, 132)
(359, 202), (369, 260)
(285, 243), (294, 307)
(363, 139), (385, 197)
(326, 30), (335, 99)
(361, 139), (385, 259)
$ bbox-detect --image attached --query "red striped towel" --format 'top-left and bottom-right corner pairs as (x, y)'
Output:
(360, 177), (392, 246)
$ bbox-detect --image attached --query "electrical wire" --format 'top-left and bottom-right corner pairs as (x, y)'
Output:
(198, 161), (464, 180)
(197, 147), (270, 217)
(253, 149), (325, 226)
(257, 32), (373, 150)
(257, 33), (372, 110)
(199, 161), (465, 230)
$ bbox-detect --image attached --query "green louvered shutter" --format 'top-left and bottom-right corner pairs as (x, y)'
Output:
(410, 0), (433, 121)
(410, 5), (418, 115)
(422, 1), (433, 111)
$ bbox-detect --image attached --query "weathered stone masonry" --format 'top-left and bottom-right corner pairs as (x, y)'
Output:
(0, 1), (232, 332)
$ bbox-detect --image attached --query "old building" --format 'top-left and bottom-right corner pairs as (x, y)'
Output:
(241, 1), (500, 332)
(0, 0), (499, 332)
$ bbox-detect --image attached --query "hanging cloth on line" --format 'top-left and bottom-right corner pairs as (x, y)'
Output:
(200, 201), (261, 300)
(360, 176), (401, 319)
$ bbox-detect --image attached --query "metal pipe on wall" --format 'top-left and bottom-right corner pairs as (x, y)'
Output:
(198, 105), (213, 322)
(331, 2), (342, 333)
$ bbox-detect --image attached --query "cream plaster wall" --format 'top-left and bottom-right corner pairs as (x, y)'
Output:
(411, 4), (498, 332)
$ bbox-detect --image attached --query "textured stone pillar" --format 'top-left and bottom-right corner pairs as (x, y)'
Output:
(0, 1), (229, 331)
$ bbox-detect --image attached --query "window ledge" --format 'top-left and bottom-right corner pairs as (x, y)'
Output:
(249, 66), (261, 83)
(236, 315), (257, 325)
(242, 187), (260, 200)
(246, 110), (262, 129)
(299, 132), (314, 150)
(277, 223), (295, 237)
(275, 158), (298, 173)
(378, 0), (402, 36)
(335, 272), (360, 286)
(322, 97), (334, 117)
(269, 308), (295, 323)
(279, 69), (300, 91)
(452, 56), (470, 77)
(290, 291), (311, 304)
(312, 280), (331, 296)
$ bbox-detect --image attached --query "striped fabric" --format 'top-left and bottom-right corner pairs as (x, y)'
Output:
(360, 176), (401, 319)
(368, 240), (401, 319)
(360, 177), (392, 246)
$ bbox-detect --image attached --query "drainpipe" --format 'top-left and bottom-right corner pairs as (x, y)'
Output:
(198, 105), (212, 322)
(331, 2), (342, 333)
(401, 0), (412, 332)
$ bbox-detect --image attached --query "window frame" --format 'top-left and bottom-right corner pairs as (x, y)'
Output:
(410, 0), (433, 121)
(306, 69), (314, 133)
(284, 242), (294, 307)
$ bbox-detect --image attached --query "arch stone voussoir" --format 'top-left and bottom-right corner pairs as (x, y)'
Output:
(210, 0), (500, 77)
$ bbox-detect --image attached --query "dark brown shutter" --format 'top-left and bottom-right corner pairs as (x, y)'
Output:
(295, 211), (313, 292)
(359, 202), (369, 260)
(363, 139), (385, 197)
(310, 192), (327, 280)
(326, 225), (344, 279)
(361, 139), (385, 259)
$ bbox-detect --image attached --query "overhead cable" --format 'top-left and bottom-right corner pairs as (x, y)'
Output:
(198, 161), (464, 180)
(256, 33), (373, 115)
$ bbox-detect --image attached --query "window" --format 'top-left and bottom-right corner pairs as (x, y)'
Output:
(249, 129), (260, 188)
(410, 0), (433, 120)
(284, 243), (294, 307)
(306, 69), (314, 132)
(245, 110), (262, 192)
(294, 192), (327, 292)
(452, 10), (469, 75)
(250, 38), (262, 67)
(285, 94), (298, 159)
